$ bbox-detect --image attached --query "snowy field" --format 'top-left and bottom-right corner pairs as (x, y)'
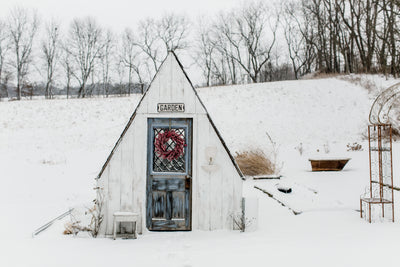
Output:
(2, 75), (400, 266)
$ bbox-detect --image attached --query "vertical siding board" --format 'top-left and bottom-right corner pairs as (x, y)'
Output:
(97, 165), (109, 236)
(197, 115), (210, 230)
(220, 150), (236, 229)
(120, 127), (134, 212)
(177, 62), (186, 104)
(206, 119), (241, 230)
(218, 161), (226, 229)
(181, 70), (195, 114)
(138, 54), (202, 116)
(106, 163), (113, 235)
(226, 167), (236, 229)
(132, 115), (147, 234)
(138, 116), (148, 234)
(105, 148), (122, 235)
(208, 126), (238, 230)
(190, 115), (198, 230)
(209, 136), (223, 229)
(170, 56), (177, 102)
(233, 165), (243, 215)
(159, 57), (171, 104)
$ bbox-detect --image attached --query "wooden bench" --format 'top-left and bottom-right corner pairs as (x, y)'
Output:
(113, 212), (139, 240)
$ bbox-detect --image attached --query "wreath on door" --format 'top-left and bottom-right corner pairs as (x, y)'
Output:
(154, 130), (186, 161)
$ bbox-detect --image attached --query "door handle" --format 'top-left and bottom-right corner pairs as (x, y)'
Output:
(185, 175), (191, 189)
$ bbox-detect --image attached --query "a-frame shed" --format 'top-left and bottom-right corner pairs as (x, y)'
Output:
(96, 52), (243, 236)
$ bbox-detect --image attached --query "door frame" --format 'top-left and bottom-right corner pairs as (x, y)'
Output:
(146, 117), (193, 231)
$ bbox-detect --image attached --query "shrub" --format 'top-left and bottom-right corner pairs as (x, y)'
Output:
(235, 149), (278, 176)
(230, 211), (254, 232)
(63, 187), (104, 237)
(347, 142), (363, 151)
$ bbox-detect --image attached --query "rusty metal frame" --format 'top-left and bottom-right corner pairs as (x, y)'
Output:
(360, 124), (395, 223)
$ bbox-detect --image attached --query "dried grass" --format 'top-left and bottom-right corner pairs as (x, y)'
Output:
(235, 149), (277, 176)
(302, 72), (342, 80)
(338, 75), (379, 94)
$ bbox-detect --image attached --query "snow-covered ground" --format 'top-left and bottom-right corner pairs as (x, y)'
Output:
(2, 76), (400, 266)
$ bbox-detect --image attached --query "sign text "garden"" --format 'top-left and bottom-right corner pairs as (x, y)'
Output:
(157, 103), (185, 112)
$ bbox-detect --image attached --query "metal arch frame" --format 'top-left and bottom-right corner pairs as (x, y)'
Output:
(369, 82), (400, 124)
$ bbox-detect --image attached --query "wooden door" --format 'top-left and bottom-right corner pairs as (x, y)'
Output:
(146, 118), (192, 230)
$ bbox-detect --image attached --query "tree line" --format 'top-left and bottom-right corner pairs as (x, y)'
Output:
(0, 0), (399, 100)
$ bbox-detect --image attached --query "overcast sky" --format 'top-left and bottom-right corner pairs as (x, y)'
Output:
(0, 0), (253, 85)
(0, 0), (244, 32)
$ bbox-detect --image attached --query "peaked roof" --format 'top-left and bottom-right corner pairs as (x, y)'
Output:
(96, 51), (244, 179)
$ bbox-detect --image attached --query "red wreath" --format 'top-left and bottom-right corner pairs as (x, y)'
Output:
(154, 130), (186, 161)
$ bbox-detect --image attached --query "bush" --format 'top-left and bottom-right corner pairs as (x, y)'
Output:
(346, 142), (363, 151)
(235, 149), (279, 176)
(63, 187), (104, 237)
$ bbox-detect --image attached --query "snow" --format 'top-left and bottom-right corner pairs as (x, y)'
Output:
(2, 77), (400, 266)
(197, 78), (371, 151)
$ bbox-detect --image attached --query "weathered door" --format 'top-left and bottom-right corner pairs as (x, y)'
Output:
(146, 118), (192, 230)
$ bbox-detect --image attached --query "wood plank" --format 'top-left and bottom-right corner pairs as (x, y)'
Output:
(170, 56), (184, 103)
(209, 160), (223, 230)
(228, 166), (238, 229)
(120, 126), (134, 212)
(221, 162), (232, 229)
(132, 116), (146, 234)
(214, 130), (235, 229)
(106, 147), (122, 235)
(116, 126), (135, 236)
(96, 167), (108, 236)
(191, 114), (199, 230)
(205, 121), (239, 230)
(232, 166), (243, 229)
(179, 65), (195, 114)
(209, 126), (223, 230)
(159, 56), (172, 104)
(196, 114), (211, 230)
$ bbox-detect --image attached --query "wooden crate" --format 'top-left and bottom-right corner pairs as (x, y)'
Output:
(308, 158), (350, 171)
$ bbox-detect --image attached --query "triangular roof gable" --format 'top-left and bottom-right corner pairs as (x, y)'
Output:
(97, 51), (244, 179)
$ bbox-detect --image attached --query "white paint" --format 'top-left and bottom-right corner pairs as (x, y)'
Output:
(97, 53), (243, 235)
(243, 197), (259, 232)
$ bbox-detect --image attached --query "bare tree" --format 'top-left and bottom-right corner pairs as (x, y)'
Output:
(135, 13), (190, 76)
(0, 19), (11, 98)
(282, 0), (316, 79)
(60, 44), (73, 99)
(194, 18), (235, 86)
(8, 7), (39, 100)
(121, 28), (145, 95)
(157, 13), (189, 52)
(42, 19), (60, 99)
(134, 18), (160, 74)
(336, 0), (379, 72)
(67, 17), (104, 98)
(215, 2), (278, 83)
(213, 14), (240, 84)
(194, 20), (216, 86)
(99, 29), (114, 97)
(115, 59), (126, 96)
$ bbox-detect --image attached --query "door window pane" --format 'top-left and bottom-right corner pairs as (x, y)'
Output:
(153, 127), (186, 173)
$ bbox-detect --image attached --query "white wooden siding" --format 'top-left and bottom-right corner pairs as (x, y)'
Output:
(137, 54), (205, 115)
(97, 53), (242, 236)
